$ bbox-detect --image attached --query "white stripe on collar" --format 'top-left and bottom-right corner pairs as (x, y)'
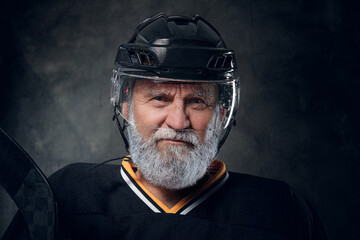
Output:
(120, 167), (161, 213)
(179, 172), (229, 215)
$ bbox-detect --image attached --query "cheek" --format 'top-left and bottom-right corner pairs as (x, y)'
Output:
(133, 105), (167, 126)
(132, 105), (167, 138)
(188, 110), (214, 140)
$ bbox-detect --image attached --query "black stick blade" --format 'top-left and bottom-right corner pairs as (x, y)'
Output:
(0, 128), (56, 240)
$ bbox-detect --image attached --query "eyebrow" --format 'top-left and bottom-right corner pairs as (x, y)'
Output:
(143, 85), (216, 99)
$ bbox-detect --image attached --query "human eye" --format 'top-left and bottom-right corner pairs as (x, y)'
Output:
(186, 97), (207, 110)
(152, 96), (165, 101)
(150, 94), (169, 107)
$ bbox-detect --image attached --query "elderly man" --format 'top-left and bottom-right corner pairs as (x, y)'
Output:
(4, 13), (327, 239)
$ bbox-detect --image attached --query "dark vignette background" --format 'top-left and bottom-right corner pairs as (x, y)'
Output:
(0, 0), (359, 239)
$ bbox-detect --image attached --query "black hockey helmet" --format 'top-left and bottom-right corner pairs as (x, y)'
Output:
(111, 13), (240, 152)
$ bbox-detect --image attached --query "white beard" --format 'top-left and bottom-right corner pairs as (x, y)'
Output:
(127, 107), (221, 190)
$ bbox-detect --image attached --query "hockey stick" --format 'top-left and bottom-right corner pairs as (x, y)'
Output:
(0, 128), (57, 240)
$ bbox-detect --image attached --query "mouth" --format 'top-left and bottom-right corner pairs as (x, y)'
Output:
(157, 139), (194, 147)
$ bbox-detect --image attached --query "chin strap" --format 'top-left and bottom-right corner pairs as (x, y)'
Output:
(113, 107), (130, 153)
(217, 119), (236, 153)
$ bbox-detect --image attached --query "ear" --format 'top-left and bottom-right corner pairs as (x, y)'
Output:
(122, 102), (129, 121)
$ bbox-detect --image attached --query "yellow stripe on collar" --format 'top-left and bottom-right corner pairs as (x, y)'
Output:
(122, 158), (226, 214)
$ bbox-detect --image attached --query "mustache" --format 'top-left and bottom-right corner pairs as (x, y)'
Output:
(152, 128), (199, 145)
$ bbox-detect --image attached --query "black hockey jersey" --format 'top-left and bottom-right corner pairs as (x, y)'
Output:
(3, 159), (327, 239)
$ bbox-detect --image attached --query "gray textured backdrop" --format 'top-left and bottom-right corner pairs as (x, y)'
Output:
(1, 0), (359, 239)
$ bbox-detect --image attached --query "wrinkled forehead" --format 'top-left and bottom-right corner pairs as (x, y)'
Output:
(133, 80), (219, 99)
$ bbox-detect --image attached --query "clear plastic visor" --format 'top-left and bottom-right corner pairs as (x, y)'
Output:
(111, 71), (239, 141)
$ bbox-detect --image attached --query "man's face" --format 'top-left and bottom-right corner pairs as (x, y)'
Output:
(130, 80), (219, 149)
(124, 79), (222, 189)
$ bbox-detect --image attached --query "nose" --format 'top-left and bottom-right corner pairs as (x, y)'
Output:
(164, 102), (190, 130)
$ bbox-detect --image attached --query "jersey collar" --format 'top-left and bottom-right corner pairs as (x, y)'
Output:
(120, 157), (229, 215)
